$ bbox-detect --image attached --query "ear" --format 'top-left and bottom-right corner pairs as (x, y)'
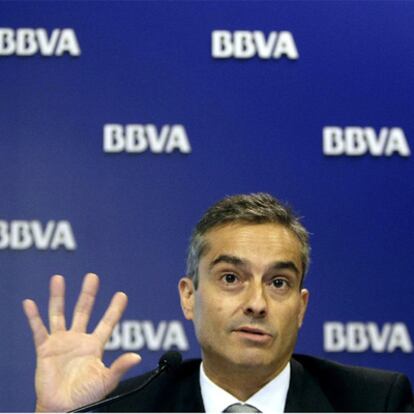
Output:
(178, 277), (195, 320)
(298, 289), (309, 328)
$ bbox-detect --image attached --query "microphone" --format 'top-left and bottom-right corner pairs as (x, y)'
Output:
(71, 351), (182, 413)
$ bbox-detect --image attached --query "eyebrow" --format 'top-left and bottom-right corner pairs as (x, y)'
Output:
(268, 261), (300, 277)
(209, 255), (248, 271)
(209, 255), (300, 277)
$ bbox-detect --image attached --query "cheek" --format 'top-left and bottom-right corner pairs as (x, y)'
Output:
(198, 297), (223, 317)
(193, 284), (242, 329)
(275, 302), (302, 330)
(194, 296), (227, 330)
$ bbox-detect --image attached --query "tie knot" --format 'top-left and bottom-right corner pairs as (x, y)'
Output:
(223, 403), (262, 413)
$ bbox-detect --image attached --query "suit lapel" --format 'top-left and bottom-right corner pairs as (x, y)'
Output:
(172, 361), (205, 412)
(285, 357), (334, 412)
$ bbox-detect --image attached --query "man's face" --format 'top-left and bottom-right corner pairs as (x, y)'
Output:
(179, 222), (309, 377)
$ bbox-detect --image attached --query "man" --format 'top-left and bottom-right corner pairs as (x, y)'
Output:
(23, 193), (414, 412)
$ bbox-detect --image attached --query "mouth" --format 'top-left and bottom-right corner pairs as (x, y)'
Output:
(233, 326), (273, 344)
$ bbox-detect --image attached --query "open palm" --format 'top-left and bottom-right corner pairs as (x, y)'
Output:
(23, 274), (141, 412)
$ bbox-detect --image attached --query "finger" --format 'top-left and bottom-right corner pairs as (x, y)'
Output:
(22, 299), (49, 348)
(109, 353), (141, 385)
(93, 292), (128, 345)
(71, 273), (99, 332)
(48, 275), (66, 333)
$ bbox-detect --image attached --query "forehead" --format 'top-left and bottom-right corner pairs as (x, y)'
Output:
(200, 222), (302, 268)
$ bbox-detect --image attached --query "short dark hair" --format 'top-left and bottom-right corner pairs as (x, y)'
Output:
(186, 193), (310, 288)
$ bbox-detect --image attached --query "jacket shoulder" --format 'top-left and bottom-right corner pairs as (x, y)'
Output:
(102, 359), (204, 412)
(291, 354), (414, 412)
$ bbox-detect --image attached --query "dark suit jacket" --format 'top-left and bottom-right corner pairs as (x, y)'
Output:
(101, 354), (414, 412)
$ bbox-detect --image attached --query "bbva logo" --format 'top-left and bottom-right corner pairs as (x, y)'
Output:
(105, 320), (189, 351)
(0, 28), (81, 56)
(104, 124), (191, 154)
(324, 322), (413, 353)
(212, 30), (298, 59)
(0, 220), (76, 250)
(323, 127), (411, 157)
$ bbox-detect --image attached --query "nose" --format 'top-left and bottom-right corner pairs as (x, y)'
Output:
(243, 281), (267, 318)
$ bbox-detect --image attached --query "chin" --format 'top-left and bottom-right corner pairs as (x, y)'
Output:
(230, 350), (276, 369)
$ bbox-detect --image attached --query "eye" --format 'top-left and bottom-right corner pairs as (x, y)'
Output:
(271, 278), (289, 289)
(222, 273), (239, 284)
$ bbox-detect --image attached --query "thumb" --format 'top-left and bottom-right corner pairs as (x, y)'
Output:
(109, 353), (142, 384)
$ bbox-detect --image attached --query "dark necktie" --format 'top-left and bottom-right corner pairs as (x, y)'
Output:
(223, 403), (262, 412)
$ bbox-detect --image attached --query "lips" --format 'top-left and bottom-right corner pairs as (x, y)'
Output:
(233, 326), (273, 343)
(237, 326), (270, 336)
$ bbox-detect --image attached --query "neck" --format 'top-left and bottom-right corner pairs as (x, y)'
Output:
(202, 357), (289, 401)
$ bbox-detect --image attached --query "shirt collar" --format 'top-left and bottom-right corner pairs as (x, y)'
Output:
(199, 362), (291, 413)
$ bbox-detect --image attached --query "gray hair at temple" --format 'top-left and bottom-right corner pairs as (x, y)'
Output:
(186, 193), (310, 289)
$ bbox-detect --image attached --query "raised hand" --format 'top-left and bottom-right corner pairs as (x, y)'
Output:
(23, 273), (141, 412)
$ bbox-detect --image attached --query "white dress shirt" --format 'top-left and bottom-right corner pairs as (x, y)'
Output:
(200, 362), (291, 413)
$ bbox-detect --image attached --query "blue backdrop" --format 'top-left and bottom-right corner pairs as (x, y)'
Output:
(0, 1), (413, 411)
